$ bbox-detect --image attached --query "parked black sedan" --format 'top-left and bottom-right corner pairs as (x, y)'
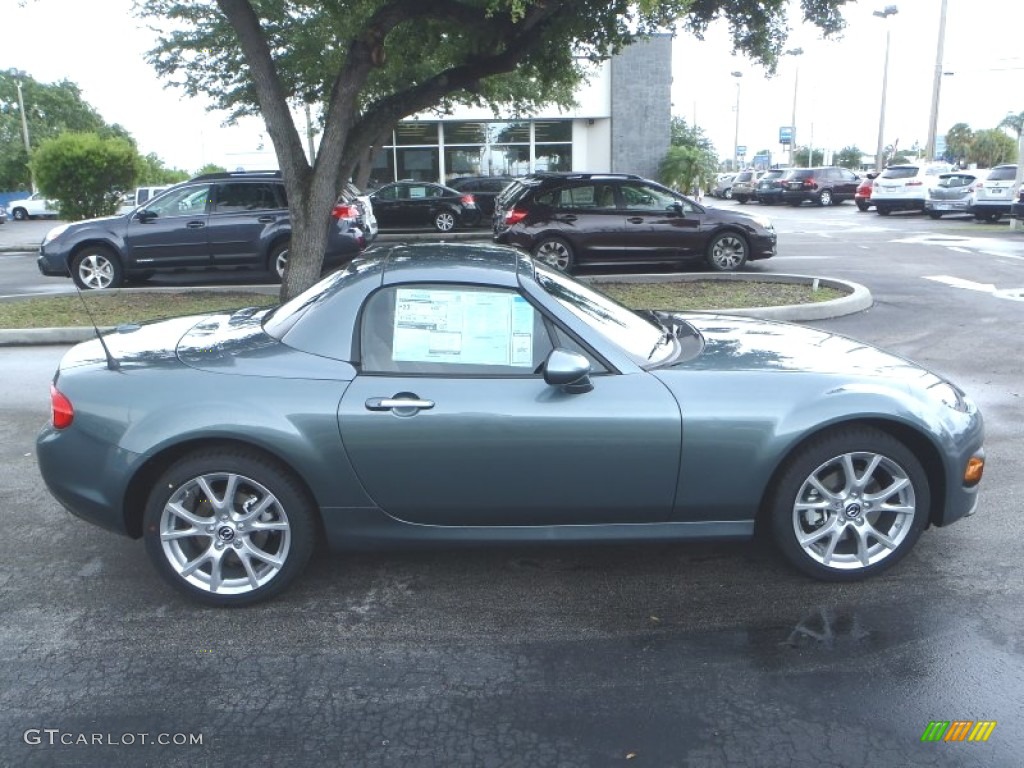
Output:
(493, 172), (776, 272)
(447, 175), (514, 218)
(370, 181), (480, 232)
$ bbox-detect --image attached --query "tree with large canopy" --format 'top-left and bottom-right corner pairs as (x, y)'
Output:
(138, 0), (848, 298)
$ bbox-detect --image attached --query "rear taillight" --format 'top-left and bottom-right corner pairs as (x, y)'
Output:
(504, 206), (528, 226)
(50, 383), (73, 429)
(802, 178), (815, 189)
(460, 194), (476, 206)
(331, 204), (358, 220)
(907, 180), (923, 186)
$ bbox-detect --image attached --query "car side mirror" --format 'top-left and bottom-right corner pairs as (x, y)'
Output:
(668, 201), (684, 216)
(543, 349), (593, 394)
(135, 209), (156, 222)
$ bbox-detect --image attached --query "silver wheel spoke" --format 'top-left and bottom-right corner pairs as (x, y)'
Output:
(238, 552), (261, 590)
(855, 454), (882, 490)
(249, 520), (289, 532)
(208, 551), (225, 593)
(863, 521), (898, 550)
(166, 501), (209, 528)
(161, 527), (205, 541)
(821, 528), (841, 565)
(864, 477), (910, 503)
(798, 519), (838, 547)
(242, 539), (284, 569)
(180, 548), (214, 578)
(238, 494), (274, 524)
(807, 476), (840, 502)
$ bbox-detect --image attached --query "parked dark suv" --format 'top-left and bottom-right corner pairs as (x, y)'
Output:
(752, 169), (790, 205)
(781, 166), (860, 206)
(492, 172), (776, 272)
(37, 171), (367, 289)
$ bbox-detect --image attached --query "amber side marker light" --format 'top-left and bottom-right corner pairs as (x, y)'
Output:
(963, 456), (984, 486)
(50, 383), (74, 429)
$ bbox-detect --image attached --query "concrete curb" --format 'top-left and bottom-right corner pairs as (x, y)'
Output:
(581, 273), (872, 322)
(0, 273), (870, 346)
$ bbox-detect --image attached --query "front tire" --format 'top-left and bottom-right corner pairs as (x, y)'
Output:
(532, 237), (574, 272)
(706, 231), (748, 271)
(143, 448), (317, 606)
(927, 211), (943, 219)
(769, 427), (929, 581)
(71, 246), (124, 289)
(12, 207), (28, 221)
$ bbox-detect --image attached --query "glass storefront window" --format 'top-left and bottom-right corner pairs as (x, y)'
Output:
(487, 122), (530, 144)
(490, 145), (531, 177)
(396, 148), (438, 181)
(444, 148), (484, 180)
(395, 122), (439, 146)
(534, 144), (572, 173)
(534, 121), (572, 143)
(444, 123), (489, 145)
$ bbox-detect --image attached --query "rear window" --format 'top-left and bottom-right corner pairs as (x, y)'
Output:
(735, 172), (754, 182)
(788, 170), (814, 180)
(988, 166), (1018, 181)
(880, 166), (919, 179)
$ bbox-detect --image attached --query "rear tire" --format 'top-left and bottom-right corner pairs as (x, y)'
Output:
(876, 206), (891, 216)
(12, 207), (28, 221)
(856, 201), (869, 212)
(433, 210), (457, 232)
(143, 448), (317, 606)
(269, 240), (290, 281)
(927, 211), (943, 219)
(817, 189), (833, 207)
(532, 237), (574, 272)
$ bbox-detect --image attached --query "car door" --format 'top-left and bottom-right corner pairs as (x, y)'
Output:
(337, 282), (682, 526)
(123, 183), (212, 268)
(208, 181), (286, 265)
(370, 184), (403, 228)
(835, 168), (860, 200)
(406, 183), (443, 226)
(619, 181), (703, 259)
(536, 182), (630, 263)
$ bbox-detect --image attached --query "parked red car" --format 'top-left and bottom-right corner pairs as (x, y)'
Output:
(855, 173), (878, 212)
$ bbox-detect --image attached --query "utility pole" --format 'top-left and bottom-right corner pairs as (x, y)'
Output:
(731, 72), (742, 171)
(873, 6), (898, 172)
(925, 0), (949, 161)
(15, 79), (34, 192)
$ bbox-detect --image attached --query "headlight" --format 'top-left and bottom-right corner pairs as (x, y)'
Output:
(929, 381), (968, 412)
(752, 216), (773, 230)
(42, 224), (71, 246)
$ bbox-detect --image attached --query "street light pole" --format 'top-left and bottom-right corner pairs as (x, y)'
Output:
(14, 79), (34, 192)
(731, 71), (742, 171)
(784, 48), (803, 168)
(925, 0), (949, 161)
(873, 5), (899, 172)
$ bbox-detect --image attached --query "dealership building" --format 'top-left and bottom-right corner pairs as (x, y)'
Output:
(363, 35), (672, 187)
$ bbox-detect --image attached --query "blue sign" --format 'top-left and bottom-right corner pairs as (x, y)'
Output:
(737, 145), (747, 155)
(779, 126), (793, 144)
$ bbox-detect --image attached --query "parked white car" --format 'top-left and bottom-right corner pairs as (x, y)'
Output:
(872, 163), (953, 215)
(8, 192), (58, 220)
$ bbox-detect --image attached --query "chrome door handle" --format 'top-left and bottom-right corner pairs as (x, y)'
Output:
(186, 221), (206, 229)
(627, 217), (644, 224)
(258, 216), (275, 223)
(365, 397), (435, 411)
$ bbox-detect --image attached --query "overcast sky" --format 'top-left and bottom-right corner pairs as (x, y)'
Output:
(4, 0), (1022, 172)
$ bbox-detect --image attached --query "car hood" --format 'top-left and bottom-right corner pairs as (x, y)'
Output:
(667, 313), (944, 388)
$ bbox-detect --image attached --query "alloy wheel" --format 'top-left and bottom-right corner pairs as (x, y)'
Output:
(158, 472), (292, 596)
(77, 253), (116, 289)
(791, 451), (916, 571)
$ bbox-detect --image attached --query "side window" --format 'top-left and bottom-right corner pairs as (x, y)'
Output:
(620, 183), (680, 211)
(407, 185), (434, 199)
(375, 185), (399, 201)
(360, 285), (554, 376)
(214, 183), (280, 213)
(841, 169), (858, 181)
(144, 184), (211, 218)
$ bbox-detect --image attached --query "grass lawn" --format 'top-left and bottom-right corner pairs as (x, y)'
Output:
(0, 280), (845, 330)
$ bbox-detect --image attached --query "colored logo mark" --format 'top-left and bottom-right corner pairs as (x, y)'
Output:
(921, 721), (997, 742)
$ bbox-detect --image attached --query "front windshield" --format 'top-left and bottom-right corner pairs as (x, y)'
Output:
(533, 263), (673, 365)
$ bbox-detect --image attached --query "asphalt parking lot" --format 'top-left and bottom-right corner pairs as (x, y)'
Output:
(2, 204), (1023, 766)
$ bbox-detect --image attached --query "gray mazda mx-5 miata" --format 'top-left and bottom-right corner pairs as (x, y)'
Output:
(37, 243), (985, 605)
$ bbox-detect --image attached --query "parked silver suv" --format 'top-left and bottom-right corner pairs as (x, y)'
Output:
(969, 164), (1018, 222)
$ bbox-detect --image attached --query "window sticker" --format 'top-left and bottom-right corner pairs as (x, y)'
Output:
(393, 289), (534, 367)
